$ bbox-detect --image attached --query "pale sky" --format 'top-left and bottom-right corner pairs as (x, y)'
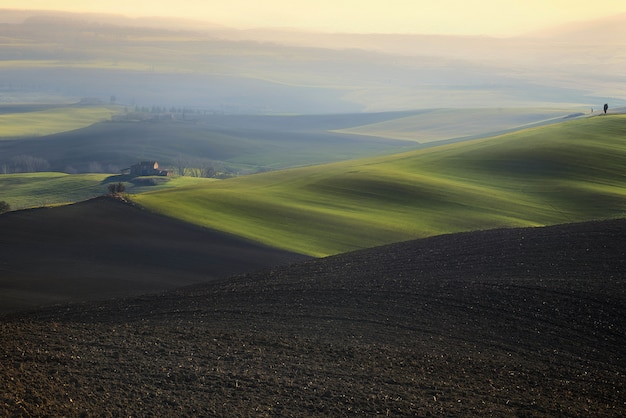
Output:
(3, 0), (626, 36)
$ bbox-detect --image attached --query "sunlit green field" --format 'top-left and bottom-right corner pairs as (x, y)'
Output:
(133, 115), (626, 256)
(0, 172), (110, 209)
(0, 173), (214, 210)
(0, 106), (119, 138)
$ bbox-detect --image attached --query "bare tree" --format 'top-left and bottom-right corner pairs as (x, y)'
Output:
(88, 161), (104, 173)
(174, 155), (188, 176)
(188, 167), (201, 177)
(187, 159), (215, 178)
(11, 155), (49, 172)
(200, 163), (216, 178)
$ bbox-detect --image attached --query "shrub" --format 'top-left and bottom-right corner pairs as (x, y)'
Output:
(107, 182), (126, 195)
(0, 200), (10, 214)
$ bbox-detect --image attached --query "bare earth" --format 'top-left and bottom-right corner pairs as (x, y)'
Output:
(0, 196), (309, 314)
(1, 201), (625, 416)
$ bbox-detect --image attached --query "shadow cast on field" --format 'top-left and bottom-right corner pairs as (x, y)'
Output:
(0, 196), (309, 314)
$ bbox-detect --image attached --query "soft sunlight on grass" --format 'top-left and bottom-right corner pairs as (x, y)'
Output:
(134, 115), (626, 256)
(0, 106), (119, 138)
(0, 173), (110, 209)
(0, 173), (214, 210)
(7, 115), (623, 257)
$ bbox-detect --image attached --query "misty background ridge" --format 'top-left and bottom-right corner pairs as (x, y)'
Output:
(0, 9), (625, 113)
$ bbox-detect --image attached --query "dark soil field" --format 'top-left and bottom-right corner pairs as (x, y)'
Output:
(1, 210), (625, 416)
(0, 196), (308, 314)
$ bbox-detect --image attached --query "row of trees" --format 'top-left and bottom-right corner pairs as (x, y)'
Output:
(1, 158), (123, 174)
(173, 156), (220, 178)
(0, 155), (226, 178)
(1, 155), (49, 174)
(132, 105), (206, 115)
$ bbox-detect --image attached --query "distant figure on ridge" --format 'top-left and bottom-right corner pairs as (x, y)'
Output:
(604, 103), (608, 114)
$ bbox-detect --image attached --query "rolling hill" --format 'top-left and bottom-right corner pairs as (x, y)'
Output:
(1, 218), (624, 416)
(0, 107), (584, 179)
(133, 114), (626, 256)
(1, 107), (588, 211)
(0, 196), (308, 314)
(0, 172), (218, 210)
(0, 109), (417, 177)
(0, 103), (118, 138)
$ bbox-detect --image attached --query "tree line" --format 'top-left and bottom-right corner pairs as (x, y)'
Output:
(1, 155), (49, 174)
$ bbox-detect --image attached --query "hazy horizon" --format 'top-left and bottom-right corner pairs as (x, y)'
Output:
(1, 4), (625, 113)
(3, 1), (626, 36)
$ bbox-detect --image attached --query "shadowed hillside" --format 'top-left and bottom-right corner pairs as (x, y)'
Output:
(0, 111), (416, 176)
(1, 219), (624, 416)
(0, 196), (309, 314)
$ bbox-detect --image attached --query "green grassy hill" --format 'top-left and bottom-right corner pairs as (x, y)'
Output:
(0, 173), (213, 210)
(133, 115), (626, 256)
(0, 104), (119, 138)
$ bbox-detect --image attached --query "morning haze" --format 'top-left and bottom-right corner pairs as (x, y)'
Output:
(4, 0), (626, 35)
(0, 7), (624, 112)
(1, 3), (626, 416)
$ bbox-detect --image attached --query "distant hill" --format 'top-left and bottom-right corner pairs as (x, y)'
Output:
(334, 108), (582, 143)
(1, 9), (624, 112)
(1, 218), (624, 416)
(0, 107), (584, 179)
(526, 13), (626, 43)
(0, 111), (417, 176)
(0, 196), (308, 314)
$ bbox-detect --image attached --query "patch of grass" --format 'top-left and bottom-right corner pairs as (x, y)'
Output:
(0, 173), (213, 210)
(0, 106), (119, 138)
(133, 115), (626, 256)
(0, 172), (110, 209)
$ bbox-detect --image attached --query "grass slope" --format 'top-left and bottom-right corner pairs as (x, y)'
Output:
(0, 105), (119, 138)
(0, 172), (109, 209)
(0, 172), (213, 210)
(134, 115), (626, 256)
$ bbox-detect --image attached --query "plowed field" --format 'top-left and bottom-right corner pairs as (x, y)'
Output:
(1, 216), (625, 416)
